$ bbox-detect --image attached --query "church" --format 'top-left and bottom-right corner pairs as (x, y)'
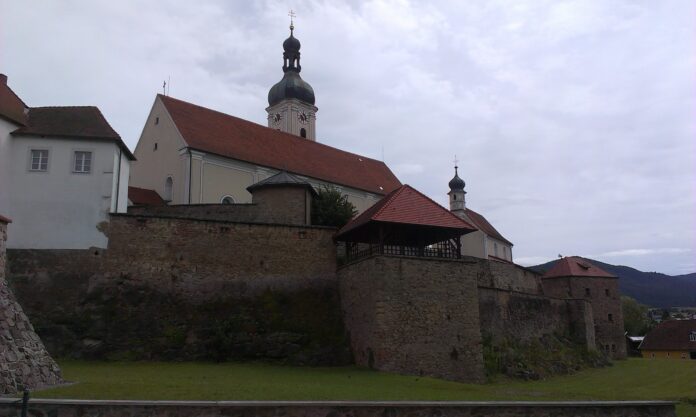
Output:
(129, 23), (399, 214)
(129, 21), (514, 262)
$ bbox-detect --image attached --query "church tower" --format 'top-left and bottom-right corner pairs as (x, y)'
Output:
(448, 164), (466, 216)
(266, 19), (318, 141)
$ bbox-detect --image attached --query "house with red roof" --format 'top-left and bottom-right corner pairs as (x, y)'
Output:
(640, 319), (696, 360)
(446, 165), (514, 262)
(0, 74), (133, 249)
(129, 26), (400, 213)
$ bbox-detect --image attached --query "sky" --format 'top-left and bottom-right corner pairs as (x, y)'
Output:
(2, 1), (694, 275)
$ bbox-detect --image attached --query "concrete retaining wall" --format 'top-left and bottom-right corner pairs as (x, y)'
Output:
(0, 399), (676, 417)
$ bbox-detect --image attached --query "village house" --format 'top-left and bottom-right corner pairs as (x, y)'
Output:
(640, 319), (696, 360)
(0, 74), (132, 249)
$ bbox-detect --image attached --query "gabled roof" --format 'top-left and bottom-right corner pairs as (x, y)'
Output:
(336, 185), (477, 242)
(128, 186), (165, 206)
(640, 319), (696, 351)
(158, 94), (401, 195)
(12, 106), (135, 160)
(247, 171), (317, 196)
(465, 208), (513, 246)
(0, 75), (27, 125)
(542, 256), (616, 279)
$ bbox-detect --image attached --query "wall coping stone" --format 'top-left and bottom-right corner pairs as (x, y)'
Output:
(109, 213), (337, 231)
(0, 399), (677, 407)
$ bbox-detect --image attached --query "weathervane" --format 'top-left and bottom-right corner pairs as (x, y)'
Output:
(288, 9), (296, 32)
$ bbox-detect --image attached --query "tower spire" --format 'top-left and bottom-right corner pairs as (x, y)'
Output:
(448, 159), (466, 214)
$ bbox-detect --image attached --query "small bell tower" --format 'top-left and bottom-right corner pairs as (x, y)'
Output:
(448, 159), (466, 216)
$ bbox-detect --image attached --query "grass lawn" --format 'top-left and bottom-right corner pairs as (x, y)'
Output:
(32, 358), (696, 416)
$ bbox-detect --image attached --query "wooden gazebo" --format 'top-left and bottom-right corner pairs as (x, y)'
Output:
(334, 185), (478, 262)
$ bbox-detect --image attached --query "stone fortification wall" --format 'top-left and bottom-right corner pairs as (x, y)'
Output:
(338, 255), (485, 383)
(128, 186), (311, 226)
(542, 276), (626, 359)
(477, 259), (543, 294)
(478, 287), (595, 348)
(0, 219), (62, 394)
(0, 399), (677, 417)
(7, 214), (347, 364)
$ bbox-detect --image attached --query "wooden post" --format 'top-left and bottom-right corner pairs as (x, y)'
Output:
(456, 236), (462, 259)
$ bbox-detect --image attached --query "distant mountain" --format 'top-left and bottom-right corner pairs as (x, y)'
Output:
(530, 258), (696, 308)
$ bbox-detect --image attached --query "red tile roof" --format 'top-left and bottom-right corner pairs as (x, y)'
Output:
(336, 185), (477, 239)
(128, 186), (165, 206)
(11, 106), (135, 160)
(640, 319), (696, 352)
(0, 75), (27, 125)
(465, 208), (513, 246)
(0, 214), (12, 224)
(159, 95), (401, 195)
(542, 256), (616, 279)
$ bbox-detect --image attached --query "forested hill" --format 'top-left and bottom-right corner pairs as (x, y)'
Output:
(530, 258), (696, 308)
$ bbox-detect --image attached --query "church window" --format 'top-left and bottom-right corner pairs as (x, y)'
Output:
(164, 176), (173, 201)
(154, 142), (158, 151)
(155, 117), (159, 125)
(300, 128), (307, 138)
(453, 195), (457, 200)
(220, 195), (235, 204)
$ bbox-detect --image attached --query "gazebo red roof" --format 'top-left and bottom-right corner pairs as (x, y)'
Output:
(542, 256), (616, 279)
(335, 185), (477, 244)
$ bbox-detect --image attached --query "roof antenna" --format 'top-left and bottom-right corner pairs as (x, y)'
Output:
(162, 80), (166, 95)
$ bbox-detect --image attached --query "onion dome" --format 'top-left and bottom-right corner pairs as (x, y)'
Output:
(268, 24), (315, 106)
(449, 166), (465, 191)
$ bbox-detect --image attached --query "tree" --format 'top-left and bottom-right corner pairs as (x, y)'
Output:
(622, 296), (654, 336)
(311, 186), (358, 228)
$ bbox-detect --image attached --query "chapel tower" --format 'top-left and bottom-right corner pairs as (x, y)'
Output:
(448, 164), (466, 216)
(266, 19), (318, 141)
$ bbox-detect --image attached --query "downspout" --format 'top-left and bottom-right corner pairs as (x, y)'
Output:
(188, 148), (192, 204)
(114, 148), (122, 212)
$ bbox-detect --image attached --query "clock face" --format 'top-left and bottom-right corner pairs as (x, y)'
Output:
(297, 111), (309, 125)
(272, 113), (282, 124)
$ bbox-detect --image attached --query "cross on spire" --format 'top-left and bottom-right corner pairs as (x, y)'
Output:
(453, 155), (459, 172)
(288, 9), (296, 31)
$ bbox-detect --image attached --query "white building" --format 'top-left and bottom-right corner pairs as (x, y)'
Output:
(0, 74), (133, 249)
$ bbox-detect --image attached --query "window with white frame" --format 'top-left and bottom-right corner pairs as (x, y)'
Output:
(30, 149), (49, 171)
(73, 151), (92, 173)
(690, 331), (696, 342)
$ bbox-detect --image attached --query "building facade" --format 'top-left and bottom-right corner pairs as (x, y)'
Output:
(0, 74), (132, 249)
(130, 26), (399, 213)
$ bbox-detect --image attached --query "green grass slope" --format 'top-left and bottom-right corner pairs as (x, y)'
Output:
(30, 359), (696, 416)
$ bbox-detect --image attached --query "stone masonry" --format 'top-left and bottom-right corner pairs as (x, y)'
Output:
(338, 255), (486, 383)
(0, 217), (62, 395)
(542, 276), (626, 359)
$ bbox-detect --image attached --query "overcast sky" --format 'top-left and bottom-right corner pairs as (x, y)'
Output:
(2, 1), (694, 275)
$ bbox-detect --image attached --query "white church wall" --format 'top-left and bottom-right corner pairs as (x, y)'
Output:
(130, 96), (188, 204)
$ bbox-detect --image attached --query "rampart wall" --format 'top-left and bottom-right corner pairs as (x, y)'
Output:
(338, 255), (486, 383)
(478, 287), (595, 349)
(7, 214), (348, 364)
(0, 219), (62, 394)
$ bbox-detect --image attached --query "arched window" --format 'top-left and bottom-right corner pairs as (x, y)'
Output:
(300, 128), (307, 138)
(220, 195), (235, 204)
(164, 176), (173, 201)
